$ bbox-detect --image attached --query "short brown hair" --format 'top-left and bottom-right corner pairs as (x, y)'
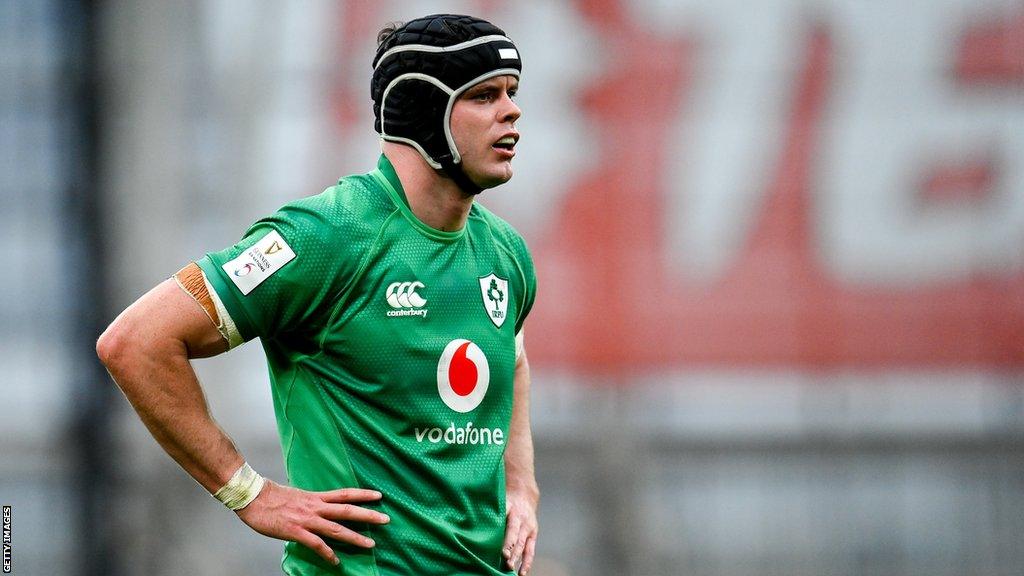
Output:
(377, 22), (403, 47)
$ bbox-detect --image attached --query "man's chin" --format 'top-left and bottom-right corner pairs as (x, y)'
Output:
(473, 167), (513, 191)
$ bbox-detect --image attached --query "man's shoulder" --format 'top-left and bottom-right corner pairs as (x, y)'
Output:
(272, 172), (395, 240)
(471, 202), (537, 316)
(471, 201), (532, 258)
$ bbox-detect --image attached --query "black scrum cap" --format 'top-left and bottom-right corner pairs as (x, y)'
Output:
(371, 14), (521, 175)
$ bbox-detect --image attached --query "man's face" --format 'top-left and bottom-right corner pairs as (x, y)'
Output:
(450, 75), (521, 190)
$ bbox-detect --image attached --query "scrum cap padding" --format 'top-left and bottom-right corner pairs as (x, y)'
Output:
(371, 14), (521, 169)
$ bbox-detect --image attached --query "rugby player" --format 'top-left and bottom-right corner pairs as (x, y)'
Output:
(97, 13), (538, 575)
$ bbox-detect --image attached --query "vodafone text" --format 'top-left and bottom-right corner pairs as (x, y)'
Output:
(414, 422), (504, 445)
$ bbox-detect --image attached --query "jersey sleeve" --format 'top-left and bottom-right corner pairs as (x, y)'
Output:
(197, 199), (351, 343)
(513, 235), (537, 336)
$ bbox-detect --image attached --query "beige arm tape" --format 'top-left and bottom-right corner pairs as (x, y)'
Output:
(213, 462), (266, 510)
(173, 262), (243, 349)
(515, 329), (525, 362)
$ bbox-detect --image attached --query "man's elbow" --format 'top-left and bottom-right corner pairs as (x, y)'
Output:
(96, 318), (131, 373)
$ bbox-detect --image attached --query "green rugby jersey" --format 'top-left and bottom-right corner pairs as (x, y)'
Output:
(197, 155), (536, 575)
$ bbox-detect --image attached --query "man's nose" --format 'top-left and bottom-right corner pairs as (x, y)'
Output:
(499, 94), (521, 124)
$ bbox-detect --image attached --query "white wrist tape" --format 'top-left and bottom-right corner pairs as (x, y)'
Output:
(213, 462), (266, 511)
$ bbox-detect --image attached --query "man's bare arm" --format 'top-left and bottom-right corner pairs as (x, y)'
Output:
(502, 347), (539, 576)
(97, 279), (237, 489)
(97, 277), (388, 565)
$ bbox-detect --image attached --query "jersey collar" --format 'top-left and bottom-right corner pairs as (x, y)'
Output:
(372, 154), (466, 242)
(376, 154), (409, 208)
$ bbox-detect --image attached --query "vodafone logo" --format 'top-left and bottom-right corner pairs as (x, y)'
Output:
(436, 339), (490, 413)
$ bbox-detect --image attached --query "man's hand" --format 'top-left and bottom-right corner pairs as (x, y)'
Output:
(236, 481), (390, 566)
(503, 487), (539, 575)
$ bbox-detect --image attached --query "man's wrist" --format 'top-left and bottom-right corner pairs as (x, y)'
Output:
(213, 462), (266, 510)
(506, 479), (540, 504)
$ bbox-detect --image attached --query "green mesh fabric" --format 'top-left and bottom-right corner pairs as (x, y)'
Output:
(198, 155), (536, 575)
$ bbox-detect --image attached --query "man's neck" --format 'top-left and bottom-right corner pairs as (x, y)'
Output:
(383, 143), (475, 233)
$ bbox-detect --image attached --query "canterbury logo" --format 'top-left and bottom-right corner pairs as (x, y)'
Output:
(386, 281), (427, 308)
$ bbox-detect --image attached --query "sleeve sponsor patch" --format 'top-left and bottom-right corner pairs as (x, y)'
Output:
(221, 230), (296, 296)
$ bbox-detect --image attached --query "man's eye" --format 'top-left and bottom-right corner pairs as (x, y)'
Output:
(474, 92), (494, 101)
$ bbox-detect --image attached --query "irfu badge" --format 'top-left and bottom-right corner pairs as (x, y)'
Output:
(478, 273), (509, 328)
